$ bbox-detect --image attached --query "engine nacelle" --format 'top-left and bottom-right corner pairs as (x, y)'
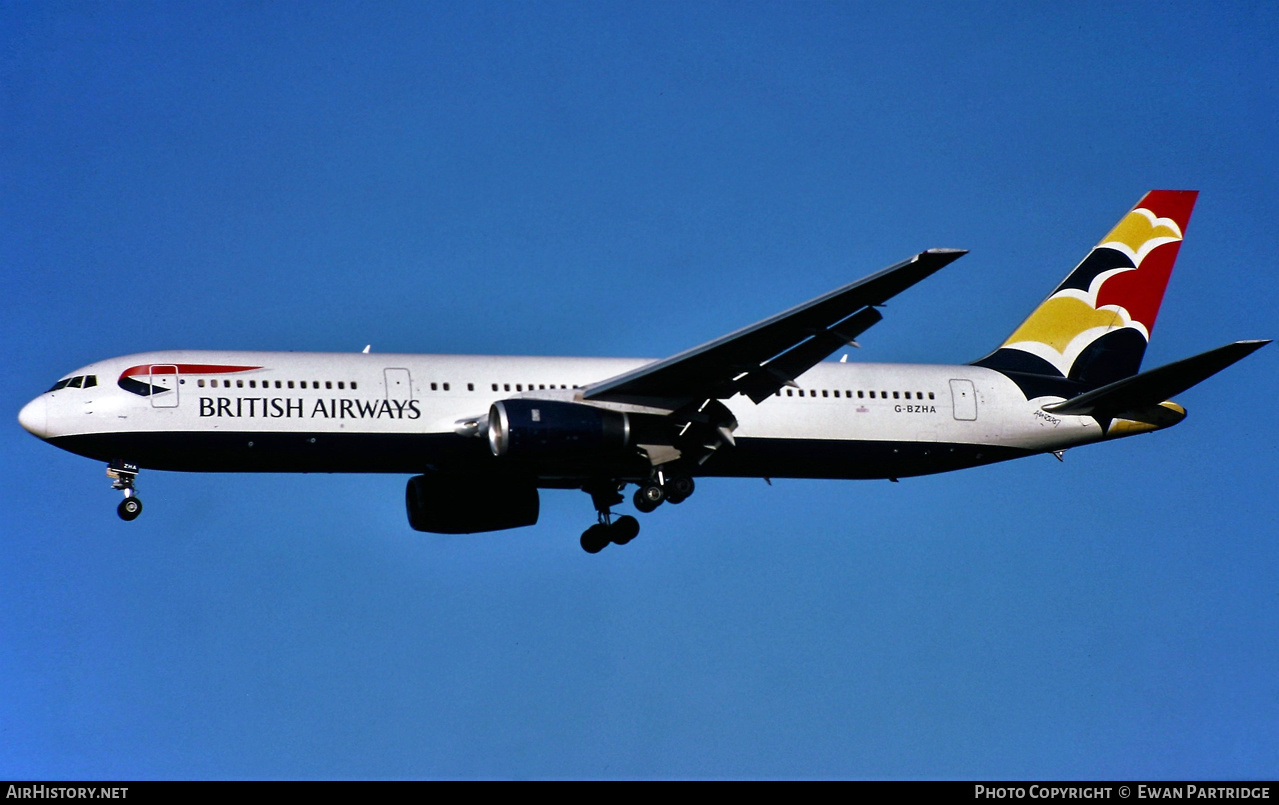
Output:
(405, 472), (539, 534)
(487, 399), (630, 458)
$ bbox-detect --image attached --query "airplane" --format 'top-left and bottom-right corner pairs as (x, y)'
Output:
(17, 190), (1269, 553)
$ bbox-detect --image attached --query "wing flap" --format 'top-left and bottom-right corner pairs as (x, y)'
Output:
(738, 307), (884, 403)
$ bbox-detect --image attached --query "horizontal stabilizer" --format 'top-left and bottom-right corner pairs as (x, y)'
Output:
(1042, 340), (1270, 417)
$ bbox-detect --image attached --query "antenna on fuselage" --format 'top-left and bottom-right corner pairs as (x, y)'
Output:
(362, 345), (371, 354)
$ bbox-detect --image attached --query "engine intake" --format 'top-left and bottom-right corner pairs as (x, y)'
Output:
(488, 399), (630, 458)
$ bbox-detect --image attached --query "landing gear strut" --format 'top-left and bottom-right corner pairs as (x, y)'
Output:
(108, 462), (142, 521)
(579, 480), (640, 553)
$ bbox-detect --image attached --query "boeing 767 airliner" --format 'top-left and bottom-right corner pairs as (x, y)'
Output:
(18, 191), (1268, 552)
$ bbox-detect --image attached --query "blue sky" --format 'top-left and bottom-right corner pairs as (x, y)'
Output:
(2, 1), (1276, 779)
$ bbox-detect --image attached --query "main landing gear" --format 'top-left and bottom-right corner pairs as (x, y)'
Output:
(108, 462), (143, 521)
(580, 514), (640, 554)
(633, 473), (694, 513)
(579, 472), (696, 553)
(579, 480), (638, 553)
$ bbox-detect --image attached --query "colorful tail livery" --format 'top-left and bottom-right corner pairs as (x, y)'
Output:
(975, 190), (1198, 390)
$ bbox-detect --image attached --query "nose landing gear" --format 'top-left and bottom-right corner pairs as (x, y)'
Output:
(108, 462), (142, 521)
(118, 496), (143, 521)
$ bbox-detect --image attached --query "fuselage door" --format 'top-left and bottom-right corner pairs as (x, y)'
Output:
(949, 378), (977, 421)
(149, 365), (180, 408)
(384, 368), (413, 400)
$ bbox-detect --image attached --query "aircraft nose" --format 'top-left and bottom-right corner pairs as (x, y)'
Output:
(18, 396), (48, 438)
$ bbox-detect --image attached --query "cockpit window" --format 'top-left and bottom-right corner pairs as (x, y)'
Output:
(45, 374), (96, 392)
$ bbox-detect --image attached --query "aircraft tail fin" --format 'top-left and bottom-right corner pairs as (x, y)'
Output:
(973, 190), (1199, 389)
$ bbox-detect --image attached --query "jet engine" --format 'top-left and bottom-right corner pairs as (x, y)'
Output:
(405, 472), (539, 533)
(487, 399), (630, 458)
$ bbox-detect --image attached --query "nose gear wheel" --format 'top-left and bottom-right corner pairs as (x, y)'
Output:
(108, 462), (143, 522)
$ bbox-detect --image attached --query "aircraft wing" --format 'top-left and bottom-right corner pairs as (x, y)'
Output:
(583, 248), (967, 408)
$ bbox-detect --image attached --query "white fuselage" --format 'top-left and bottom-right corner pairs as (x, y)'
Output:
(21, 350), (1120, 483)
